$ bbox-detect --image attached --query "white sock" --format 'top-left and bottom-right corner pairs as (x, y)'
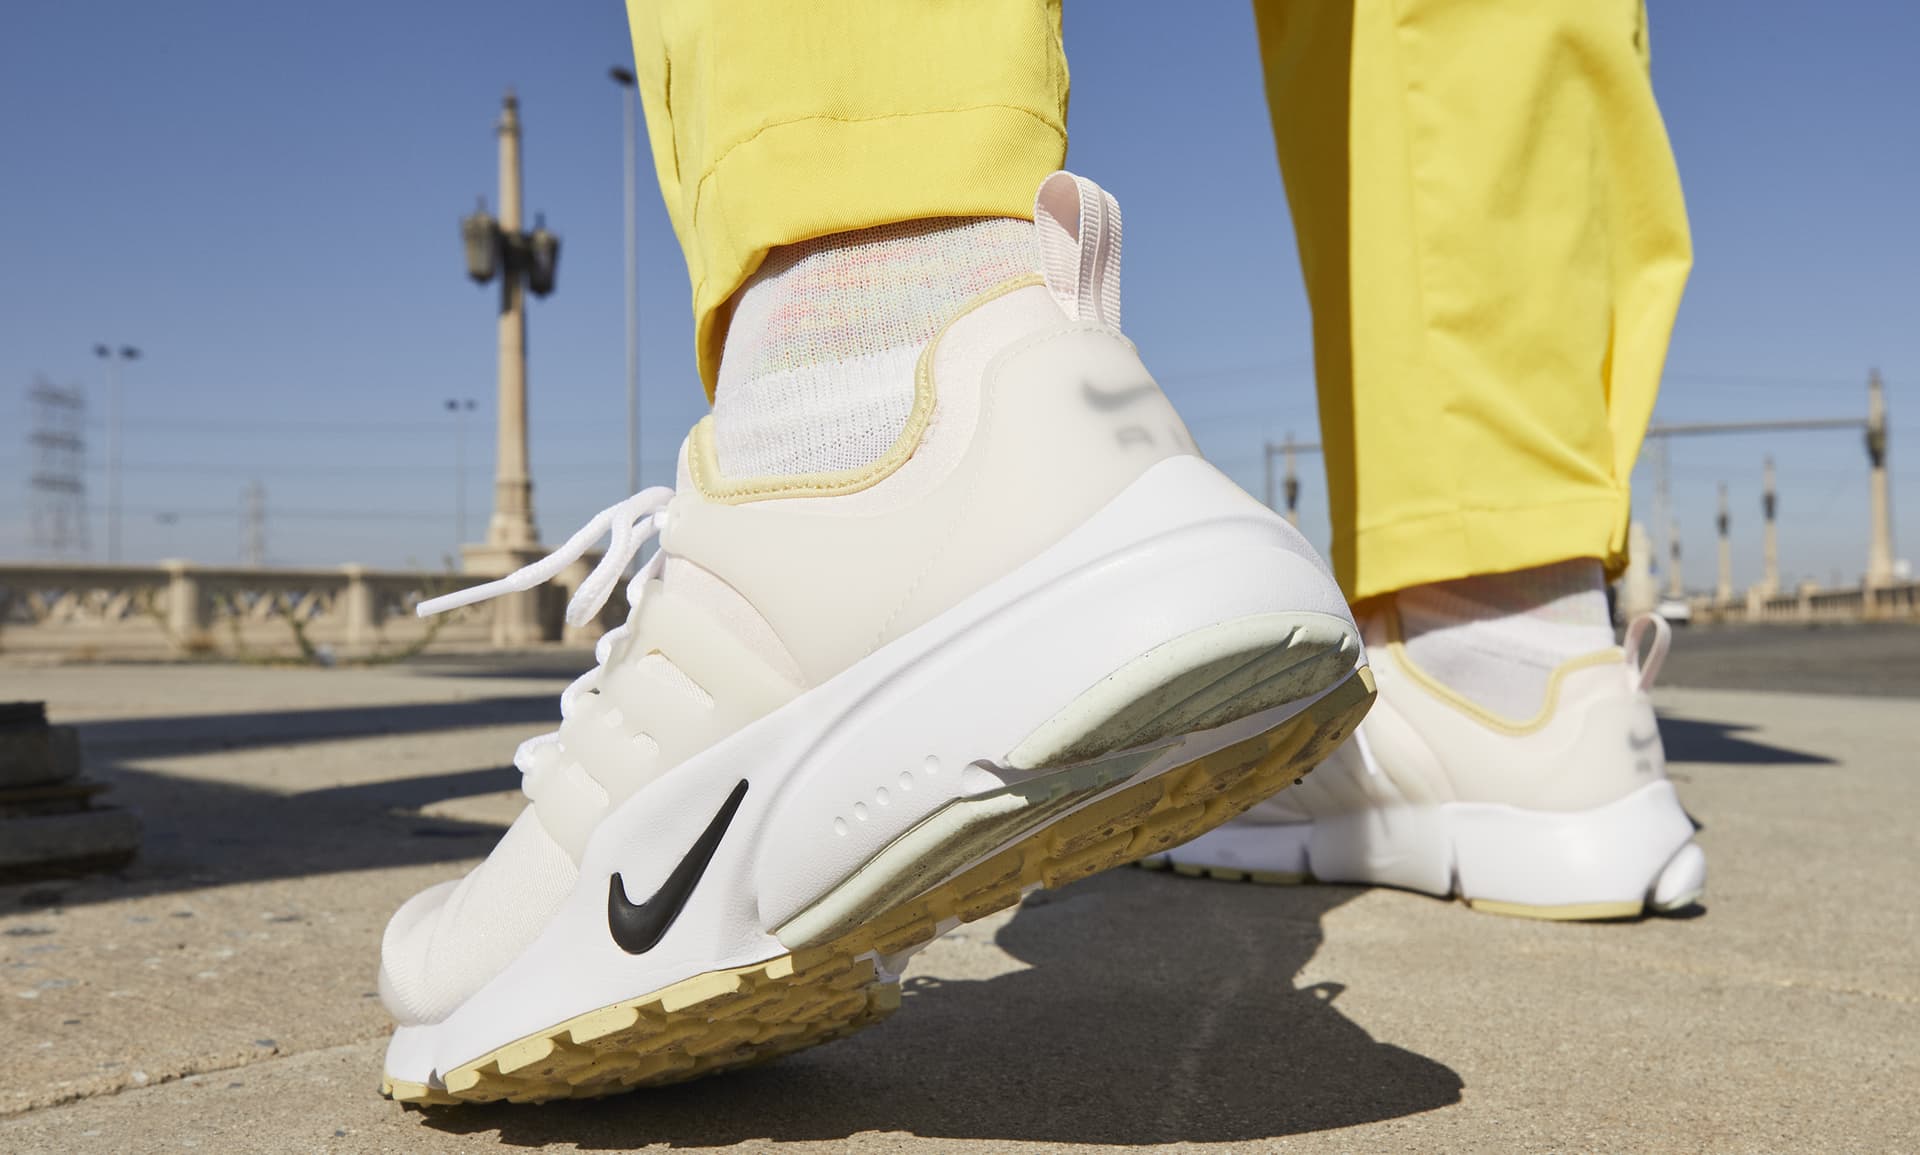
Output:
(712, 217), (1037, 478)
(1396, 559), (1616, 721)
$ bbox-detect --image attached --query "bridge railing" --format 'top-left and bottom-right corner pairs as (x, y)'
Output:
(0, 561), (497, 660)
(1694, 580), (1920, 625)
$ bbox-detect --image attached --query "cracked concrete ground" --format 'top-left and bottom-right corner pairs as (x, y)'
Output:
(1, 634), (1915, 1153)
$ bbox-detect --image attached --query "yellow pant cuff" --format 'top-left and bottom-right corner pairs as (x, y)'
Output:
(1347, 494), (1628, 603)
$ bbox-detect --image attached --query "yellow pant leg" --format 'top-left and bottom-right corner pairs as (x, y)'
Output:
(627, 0), (1069, 396)
(1254, 0), (1692, 602)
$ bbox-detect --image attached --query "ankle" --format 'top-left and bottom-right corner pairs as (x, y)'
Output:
(1393, 559), (1615, 720)
(712, 217), (1035, 479)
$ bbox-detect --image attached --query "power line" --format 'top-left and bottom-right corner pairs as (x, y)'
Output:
(80, 418), (455, 435)
(1662, 370), (1874, 391)
(74, 502), (449, 524)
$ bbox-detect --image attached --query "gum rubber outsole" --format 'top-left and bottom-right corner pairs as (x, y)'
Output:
(382, 664), (1375, 1107)
(1138, 854), (1655, 922)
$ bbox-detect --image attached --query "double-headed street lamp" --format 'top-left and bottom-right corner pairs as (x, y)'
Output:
(461, 203), (560, 304)
(93, 343), (140, 563)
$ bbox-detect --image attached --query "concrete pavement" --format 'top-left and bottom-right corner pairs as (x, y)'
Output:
(1, 641), (1915, 1153)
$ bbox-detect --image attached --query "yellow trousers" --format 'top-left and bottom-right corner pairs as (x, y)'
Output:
(627, 0), (1691, 603)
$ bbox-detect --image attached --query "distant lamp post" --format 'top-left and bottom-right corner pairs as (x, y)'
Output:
(610, 65), (641, 495)
(1715, 483), (1733, 607)
(1865, 369), (1894, 590)
(1760, 457), (1779, 597)
(445, 398), (478, 549)
(155, 511), (179, 559)
(93, 343), (141, 563)
(1282, 439), (1302, 528)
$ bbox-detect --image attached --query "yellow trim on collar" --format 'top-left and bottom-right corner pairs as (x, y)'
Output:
(1384, 601), (1623, 736)
(688, 273), (1046, 505)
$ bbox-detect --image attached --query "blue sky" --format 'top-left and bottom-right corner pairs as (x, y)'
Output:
(4, 1), (1915, 592)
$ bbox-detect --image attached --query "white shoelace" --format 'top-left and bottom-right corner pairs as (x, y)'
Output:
(417, 486), (675, 629)
(416, 486), (676, 785)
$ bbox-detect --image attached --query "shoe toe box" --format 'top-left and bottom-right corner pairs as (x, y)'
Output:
(378, 808), (579, 1027)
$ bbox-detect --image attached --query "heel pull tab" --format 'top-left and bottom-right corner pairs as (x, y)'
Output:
(1035, 171), (1123, 331)
(1624, 613), (1671, 693)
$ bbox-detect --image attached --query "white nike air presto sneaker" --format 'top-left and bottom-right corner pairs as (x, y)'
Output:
(1143, 607), (1705, 920)
(377, 173), (1374, 1105)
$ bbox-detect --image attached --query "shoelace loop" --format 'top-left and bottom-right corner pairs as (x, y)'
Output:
(417, 486), (675, 629)
(416, 487), (676, 793)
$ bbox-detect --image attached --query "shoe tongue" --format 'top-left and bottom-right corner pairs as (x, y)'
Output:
(1034, 171), (1123, 331)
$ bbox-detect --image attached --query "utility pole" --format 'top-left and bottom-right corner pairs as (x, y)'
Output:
(611, 66), (640, 495)
(27, 380), (88, 558)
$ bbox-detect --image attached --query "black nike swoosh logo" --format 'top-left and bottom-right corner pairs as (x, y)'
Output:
(1081, 379), (1158, 410)
(607, 779), (749, 955)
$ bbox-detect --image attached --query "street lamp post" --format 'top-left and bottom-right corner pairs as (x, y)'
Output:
(93, 343), (140, 563)
(610, 66), (640, 495)
(1715, 483), (1733, 607)
(1865, 369), (1893, 590)
(459, 89), (562, 645)
(155, 512), (178, 558)
(1260, 435), (1308, 527)
(446, 399), (478, 550)
(460, 90), (560, 554)
(1282, 439), (1301, 528)
(1761, 456), (1779, 597)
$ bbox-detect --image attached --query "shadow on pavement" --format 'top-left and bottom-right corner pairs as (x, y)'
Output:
(0, 762), (514, 911)
(1657, 715), (1835, 765)
(401, 650), (598, 681)
(419, 870), (1462, 1148)
(75, 695), (561, 759)
(0, 696), (550, 910)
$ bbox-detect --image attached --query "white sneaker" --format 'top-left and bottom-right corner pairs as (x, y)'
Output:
(1143, 606), (1705, 920)
(378, 173), (1374, 1105)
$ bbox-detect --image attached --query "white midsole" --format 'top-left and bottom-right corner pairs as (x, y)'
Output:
(1156, 779), (1701, 910)
(386, 455), (1358, 1087)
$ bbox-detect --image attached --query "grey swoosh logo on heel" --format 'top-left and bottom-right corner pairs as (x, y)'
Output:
(1082, 379), (1159, 409)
